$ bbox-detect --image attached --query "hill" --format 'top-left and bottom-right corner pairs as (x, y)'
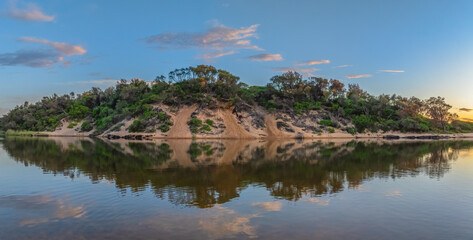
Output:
(1, 65), (472, 139)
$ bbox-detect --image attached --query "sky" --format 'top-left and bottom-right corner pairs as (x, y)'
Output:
(0, 0), (472, 120)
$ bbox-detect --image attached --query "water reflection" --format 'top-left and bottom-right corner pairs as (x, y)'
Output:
(2, 137), (471, 208)
(0, 195), (86, 227)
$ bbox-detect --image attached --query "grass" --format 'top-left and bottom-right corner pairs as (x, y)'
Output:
(5, 130), (49, 136)
(67, 122), (78, 128)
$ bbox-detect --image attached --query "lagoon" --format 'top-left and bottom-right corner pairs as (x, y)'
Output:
(0, 137), (472, 239)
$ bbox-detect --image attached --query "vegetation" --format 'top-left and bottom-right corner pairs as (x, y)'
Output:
(1, 65), (471, 134)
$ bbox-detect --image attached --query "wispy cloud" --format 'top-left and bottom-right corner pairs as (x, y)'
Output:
(304, 198), (331, 206)
(4, 1), (55, 22)
(88, 72), (101, 77)
(21, 37), (86, 56)
(251, 202), (282, 212)
(296, 60), (330, 66)
(197, 50), (235, 59)
(379, 70), (405, 73)
(303, 73), (316, 78)
(275, 67), (318, 73)
(248, 53), (282, 61)
(68, 79), (118, 86)
(142, 23), (261, 55)
(459, 108), (473, 112)
(385, 190), (402, 197)
(461, 118), (473, 122)
(336, 65), (352, 68)
(346, 74), (372, 79)
(0, 37), (87, 68)
(0, 49), (63, 67)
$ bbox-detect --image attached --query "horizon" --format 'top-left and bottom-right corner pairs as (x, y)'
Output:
(1, 0), (472, 121)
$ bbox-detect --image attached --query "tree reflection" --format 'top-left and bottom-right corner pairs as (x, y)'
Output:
(2, 137), (472, 208)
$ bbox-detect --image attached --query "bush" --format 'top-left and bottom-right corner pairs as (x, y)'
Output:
(188, 118), (203, 133)
(318, 120), (333, 127)
(381, 119), (399, 132)
(80, 121), (93, 132)
(157, 112), (167, 121)
(67, 122), (78, 129)
(294, 100), (321, 114)
(327, 127), (335, 133)
(353, 115), (371, 133)
(201, 124), (211, 131)
(128, 119), (146, 132)
(345, 127), (356, 135)
(205, 119), (214, 126)
(111, 123), (125, 132)
(159, 124), (170, 132)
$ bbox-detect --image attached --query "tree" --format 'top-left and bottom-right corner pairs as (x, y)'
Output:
(270, 71), (308, 101)
(424, 96), (457, 132)
(329, 79), (345, 99)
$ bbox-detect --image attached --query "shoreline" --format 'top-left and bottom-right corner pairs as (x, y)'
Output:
(4, 131), (473, 140)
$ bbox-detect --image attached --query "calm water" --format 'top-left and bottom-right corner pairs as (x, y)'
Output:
(0, 137), (472, 240)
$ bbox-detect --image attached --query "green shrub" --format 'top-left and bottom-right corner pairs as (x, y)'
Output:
(201, 124), (211, 131)
(327, 127), (335, 133)
(294, 100), (321, 114)
(381, 119), (398, 131)
(80, 121), (93, 132)
(205, 119), (214, 126)
(67, 102), (90, 120)
(157, 112), (166, 121)
(128, 119), (146, 132)
(419, 123), (430, 132)
(67, 122), (78, 128)
(159, 124), (170, 132)
(345, 127), (356, 135)
(318, 120), (333, 127)
(353, 115), (371, 133)
(111, 123), (125, 132)
(188, 118), (203, 133)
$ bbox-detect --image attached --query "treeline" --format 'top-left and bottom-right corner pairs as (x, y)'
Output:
(0, 65), (471, 134)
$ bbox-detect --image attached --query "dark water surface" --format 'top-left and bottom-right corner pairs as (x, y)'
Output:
(0, 137), (472, 239)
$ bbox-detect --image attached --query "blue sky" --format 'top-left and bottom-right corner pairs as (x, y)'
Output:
(1, 0), (472, 119)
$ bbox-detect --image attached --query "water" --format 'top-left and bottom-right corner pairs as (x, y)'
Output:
(0, 137), (472, 239)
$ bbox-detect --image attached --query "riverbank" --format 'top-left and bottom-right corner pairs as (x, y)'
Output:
(4, 129), (473, 140)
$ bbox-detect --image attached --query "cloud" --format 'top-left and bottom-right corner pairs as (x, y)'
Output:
(248, 53), (282, 61)
(0, 37), (87, 68)
(303, 73), (316, 78)
(142, 24), (261, 51)
(89, 72), (101, 77)
(0, 195), (86, 227)
(5, 2), (55, 22)
(461, 118), (473, 122)
(197, 50), (235, 59)
(252, 202), (282, 212)
(305, 198), (331, 206)
(21, 37), (86, 56)
(71, 79), (118, 85)
(336, 65), (352, 68)
(199, 205), (257, 239)
(0, 49), (63, 67)
(346, 74), (372, 79)
(275, 67), (318, 73)
(459, 108), (473, 112)
(296, 60), (330, 66)
(385, 190), (402, 197)
(379, 70), (405, 73)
